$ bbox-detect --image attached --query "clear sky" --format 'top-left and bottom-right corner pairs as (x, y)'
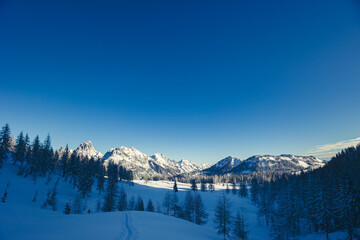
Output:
(1, 0), (360, 164)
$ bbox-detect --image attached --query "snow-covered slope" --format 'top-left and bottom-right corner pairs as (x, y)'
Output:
(203, 156), (242, 175)
(74, 141), (103, 159)
(230, 154), (325, 174)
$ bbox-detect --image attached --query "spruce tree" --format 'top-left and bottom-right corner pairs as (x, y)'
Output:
(14, 131), (26, 165)
(136, 196), (144, 211)
(60, 145), (70, 177)
(214, 192), (232, 239)
(163, 191), (171, 215)
(183, 191), (194, 222)
(194, 192), (208, 225)
(64, 202), (71, 215)
(103, 161), (118, 212)
(0, 123), (12, 168)
(146, 198), (154, 212)
(190, 179), (197, 191)
(232, 211), (248, 240)
(201, 181), (207, 192)
(118, 186), (127, 211)
(239, 182), (248, 198)
(173, 179), (178, 192)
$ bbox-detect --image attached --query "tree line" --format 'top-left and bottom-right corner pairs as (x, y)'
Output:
(251, 144), (360, 240)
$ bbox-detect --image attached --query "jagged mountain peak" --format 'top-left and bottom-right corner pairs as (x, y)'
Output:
(74, 141), (102, 159)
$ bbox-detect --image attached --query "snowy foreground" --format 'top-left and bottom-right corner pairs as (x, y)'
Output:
(0, 163), (346, 240)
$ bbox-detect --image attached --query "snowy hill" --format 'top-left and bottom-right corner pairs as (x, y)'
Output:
(230, 154), (325, 174)
(0, 161), (342, 240)
(202, 156), (242, 175)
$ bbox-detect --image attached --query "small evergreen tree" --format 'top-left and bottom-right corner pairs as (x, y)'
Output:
(201, 181), (207, 192)
(64, 202), (71, 215)
(190, 179), (197, 191)
(194, 192), (208, 225)
(173, 179), (178, 192)
(118, 186), (127, 211)
(215, 193), (232, 239)
(146, 198), (155, 212)
(136, 196), (144, 211)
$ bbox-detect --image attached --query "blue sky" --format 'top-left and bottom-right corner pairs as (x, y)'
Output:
(1, 0), (360, 163)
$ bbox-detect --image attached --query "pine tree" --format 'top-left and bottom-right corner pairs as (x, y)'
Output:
(183, 191), (194, 222)
(170, 192), (180, 217)
(190, 179), (197, 191)
(163, 191), (171, 215)
(128, 195), (135, 211)
(60, 145), (70, 177)
(0, 123), (12, 168)
(194, 192), (208, 225)
(103, 161), (118, 212)
(96, 162), (105, 194)
(40, 134), (53, 176)
(77, 159), (94, 198)
(118, 186), (127, 211)
(239, 182), (248, 198)
(64, 202), (71, 215)
(201, 181), (207, 192)
(214, 192), (232, 239)
(232, 211), (248, 240)
(29, 135), (42, 178)
(136, 196), (144, 211)
(14, 131), (26, 166)
(173, 179), (178, 192)
(146, 198), (154, 212)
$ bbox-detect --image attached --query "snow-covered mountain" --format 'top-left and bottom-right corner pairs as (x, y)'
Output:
(230, 154), (325, 174)
(74, 141), (103, 159)
(202, 156), (242, 175)
(101, 147), (209, 179)
(203, 154), (325, 175)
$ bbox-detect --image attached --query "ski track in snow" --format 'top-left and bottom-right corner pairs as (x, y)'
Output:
(125, 213), (136, 240)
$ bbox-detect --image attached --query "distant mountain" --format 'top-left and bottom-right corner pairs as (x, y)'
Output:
(202, 156), (242, 175)
(230, 154), (325, 174)
(101, 147), (209, 179)
(74, 141), (103, 159)
(202, 154), (325, 175)
(58, 141), (325, 179)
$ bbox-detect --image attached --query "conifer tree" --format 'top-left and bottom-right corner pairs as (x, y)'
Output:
(64, 202), (71, 215)
(118, 186), (127, 211)
(201, 181), (207, 192)
(239, 182), (248, 198)
(183, 191), (194, 222)
(232, 211), (248, 240)
(60, 145), (70, 177)
(103, 161), (118, 212)
(163, 191), (171, 215)
(173, 179), (178, 192)
(194, 192), (208, 225)
(0, 123), (12, 168)
(77, 159), (94, 198)
(214, 192), (232, 239)
(146, 198), (154, 212)
(190, 179), (197, 191)
(136, 196), (144, 211)
(14, 131), (26, 166)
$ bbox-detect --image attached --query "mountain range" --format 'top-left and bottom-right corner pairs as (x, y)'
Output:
(57, 141), (326, 179)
